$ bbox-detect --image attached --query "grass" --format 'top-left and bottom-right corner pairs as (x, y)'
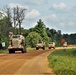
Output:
(48, 48), (76, 75)
(27, 47), (36, 51)
(0, 49), (8, 53)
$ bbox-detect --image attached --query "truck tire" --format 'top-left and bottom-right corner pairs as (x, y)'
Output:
(9, 49), (15, 53)
(9, 49), (12, 53)
(49, 47), (51, 49)
(36, 47), (39, 50)
(22, 48), (26, 53)
(42, 46), (45, 50)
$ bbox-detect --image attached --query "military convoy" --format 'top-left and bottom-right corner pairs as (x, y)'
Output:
(8, 32), (26, 53)
(8, 32), (68, 53)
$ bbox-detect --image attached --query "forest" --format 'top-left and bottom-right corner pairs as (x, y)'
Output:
(0, 6), (76, 49)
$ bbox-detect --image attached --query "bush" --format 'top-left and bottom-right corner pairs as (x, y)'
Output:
(25, 32), (42, 47)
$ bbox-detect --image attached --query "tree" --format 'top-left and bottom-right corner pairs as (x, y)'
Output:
(56, 30), (62, 46)
(0, 32), (8, 49)
(34, 19), (49, 46)
(0, 12), (12, 37)
(25, 32), (42, 47)
(34, 19), (46, 36)
(5, 5), (27, 34)
(50, 28), (56, 41)
(46, 27), (52, 37)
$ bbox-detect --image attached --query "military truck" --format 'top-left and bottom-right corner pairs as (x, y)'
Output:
(63, 42), (67, 47)
(8, 33), (26, 53)
(48, 42), (55, 49)
(36, 40), (45, 50)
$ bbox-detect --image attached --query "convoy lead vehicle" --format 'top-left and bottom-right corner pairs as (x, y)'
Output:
(8, 33), (26, 53)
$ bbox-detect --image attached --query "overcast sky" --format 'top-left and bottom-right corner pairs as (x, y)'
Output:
(0, 0), (76, 34)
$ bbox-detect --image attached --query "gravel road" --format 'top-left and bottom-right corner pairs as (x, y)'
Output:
(0, 50), (56, 75)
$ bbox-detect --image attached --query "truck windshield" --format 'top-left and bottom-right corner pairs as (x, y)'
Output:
(12, 35), (20, 38)
(49, 42), (53, 44)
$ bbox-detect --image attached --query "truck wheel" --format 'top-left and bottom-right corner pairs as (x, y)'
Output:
(12, 50), (15, 53)
(54, 47), (55, 49)
(9, 50), (12, 53)
(24, 48), (27, 53)
(42, 46), (45, 50)
(9, 49), (15, 53)
(22, 49), (24, 53)
(49, 47), (51, 49)
(36, 47), (39, 50)
(22, 49), (26, 53)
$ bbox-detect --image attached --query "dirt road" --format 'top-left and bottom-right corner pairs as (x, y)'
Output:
(0, 50), (56, 75)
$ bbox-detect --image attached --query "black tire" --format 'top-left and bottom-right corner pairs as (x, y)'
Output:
(22, 49), (24, 53)
(24, 46), (27, 53)
(49, 47), (51, 49)
(42, 46), (45, 50)
(9, 49), (15, 53)
(54, 47), (55, 49)
(36, 47), (39, 50)
(12, 50), (15, 53)
(22, 49), (26, 53)
(22, 50), (24, 53)
(22, 46), (27, 53)
(9, 50), (12, 53)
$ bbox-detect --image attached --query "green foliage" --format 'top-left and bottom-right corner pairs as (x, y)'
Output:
(0, 32), (8, 49)
(0, 49), (8, 53)
(34, 19), (50, 46)
(62, 33), (76, 45)
(25, 32), (42, 47)
(48, 49), (76, 75)
(0, 16), (12, 37)
(21, 28), (29, 37)
(34, 19), (47, 37)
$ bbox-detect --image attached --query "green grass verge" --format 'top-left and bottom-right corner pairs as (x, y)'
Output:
(27, 47), (36, 51)
(0, 49), (8, 53)
(48, 48), (76, 75)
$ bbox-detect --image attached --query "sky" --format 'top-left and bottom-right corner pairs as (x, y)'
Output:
(0, 0), (76, 34)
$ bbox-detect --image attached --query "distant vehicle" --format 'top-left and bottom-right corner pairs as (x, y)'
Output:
(63, 42), (67, 47)
(36, 40), (45, 50)
(8, 34), (26, 53)
(48, 42), (55, 49)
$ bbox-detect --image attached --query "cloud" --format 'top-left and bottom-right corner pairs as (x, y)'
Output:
(50, 2), (70, 12)
(9, 3), (29, 10)
(25, 0), (45, 4)
(44, 14), (61, 23)
(52, 2), (66, 9)
(25, 9), (40, 20)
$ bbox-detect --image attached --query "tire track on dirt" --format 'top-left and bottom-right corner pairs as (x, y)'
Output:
(15, 50), (55, 75)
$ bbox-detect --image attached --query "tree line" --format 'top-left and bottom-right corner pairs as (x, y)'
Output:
(0, 5), (76, 49)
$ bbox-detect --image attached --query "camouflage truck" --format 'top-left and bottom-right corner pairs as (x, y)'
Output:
(48, 42), (55, 49)
(8, 32), (26, 53)
(36, 40), (45, 50)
